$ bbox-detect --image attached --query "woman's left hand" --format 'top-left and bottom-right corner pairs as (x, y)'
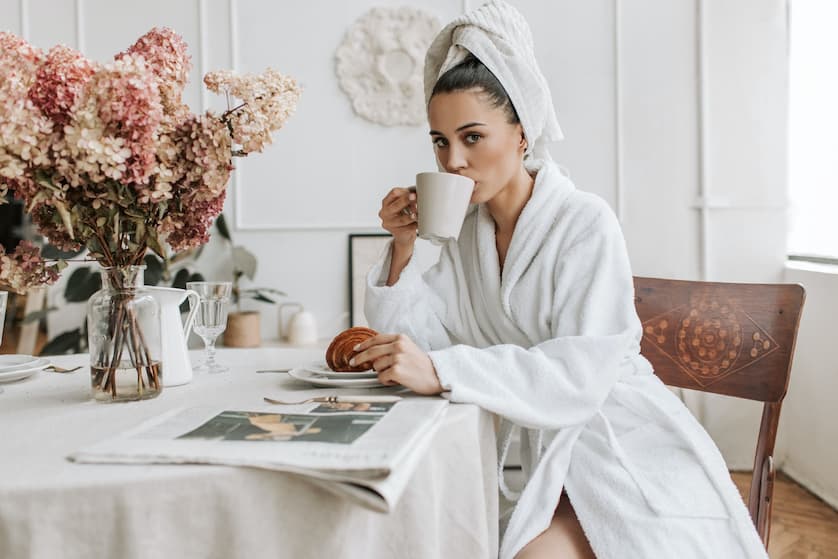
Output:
(350, 333), (443, 395)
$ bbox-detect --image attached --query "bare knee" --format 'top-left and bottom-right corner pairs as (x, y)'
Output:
(514, 498), (596, 559)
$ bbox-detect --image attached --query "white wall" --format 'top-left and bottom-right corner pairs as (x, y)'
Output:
(781, 263), (838, 509)
(6, 0), (828, 502)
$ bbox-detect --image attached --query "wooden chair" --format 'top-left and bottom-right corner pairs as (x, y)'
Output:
(633, 277), (805, 548)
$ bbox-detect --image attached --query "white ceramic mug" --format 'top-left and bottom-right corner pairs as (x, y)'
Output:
(415, 172), (474, 245)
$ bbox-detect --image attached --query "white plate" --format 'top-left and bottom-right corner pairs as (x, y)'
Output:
(300, 362), (377, 379)
(0, 354), (40, 373)
(288, 367), (385, 388)
(0, 357), (50, 383)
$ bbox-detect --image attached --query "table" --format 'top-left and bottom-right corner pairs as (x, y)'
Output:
(0, 348), (498, 559)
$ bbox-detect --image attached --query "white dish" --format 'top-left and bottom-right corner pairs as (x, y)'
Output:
(300, 362), (377, 379)
(0, 354), (40, 373)
(288, 367), (385, 388)
(0, 357), (50, 383)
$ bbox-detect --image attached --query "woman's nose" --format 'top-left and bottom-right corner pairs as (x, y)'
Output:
(442, 145), (468, 172)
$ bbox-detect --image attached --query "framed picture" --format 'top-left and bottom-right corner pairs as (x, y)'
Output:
(348, 233), (392, 327)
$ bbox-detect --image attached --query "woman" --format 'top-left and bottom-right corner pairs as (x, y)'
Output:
(351, 2), (768, 558)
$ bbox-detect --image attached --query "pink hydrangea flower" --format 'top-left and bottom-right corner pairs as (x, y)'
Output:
(28, 45), (96, 126)
(0, 241), (62, 294)
(118, 27), (192, 120)
(161, 190), (227, 252)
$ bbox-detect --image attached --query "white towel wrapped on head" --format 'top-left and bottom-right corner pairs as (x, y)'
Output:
(423, 0), (563, 161)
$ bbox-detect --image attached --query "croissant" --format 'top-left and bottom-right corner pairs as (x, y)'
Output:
(325, 327), (379, 372)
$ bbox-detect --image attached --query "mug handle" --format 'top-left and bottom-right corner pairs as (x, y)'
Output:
(182, 289), (201, 338)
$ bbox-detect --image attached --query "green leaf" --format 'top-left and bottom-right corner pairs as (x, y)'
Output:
(143, 254), (164, 286)
(253, 287), (286, 296)
(39, 329), (83, 356)
(215, 213), (231, 241)
(64, 267), (102, 302)
(40, 244), (84, 259)
(22, 307), (58, 324)
(169, 247), (199, 266)
(53, 200), (74, 239)
(146, 232), (166, 260)
(232, 245), (257, 280)
(179, 272), (206, 313)
(172, 268), (190, 290)
(249, 292), (276, 304)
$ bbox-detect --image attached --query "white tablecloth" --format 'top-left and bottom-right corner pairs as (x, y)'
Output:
(0, 347), (498, 559)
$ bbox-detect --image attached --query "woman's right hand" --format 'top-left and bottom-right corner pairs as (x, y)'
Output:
(379, 187), (418, 247)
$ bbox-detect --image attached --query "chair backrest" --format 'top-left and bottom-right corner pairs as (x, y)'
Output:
(633, 276), (806, 547)
(633, 277), (805, 402)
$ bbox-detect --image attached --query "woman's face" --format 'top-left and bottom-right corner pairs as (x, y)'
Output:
(427, 89), (526, 204)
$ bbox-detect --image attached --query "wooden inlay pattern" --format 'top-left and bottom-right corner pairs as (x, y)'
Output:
(641, 288), (780, 388)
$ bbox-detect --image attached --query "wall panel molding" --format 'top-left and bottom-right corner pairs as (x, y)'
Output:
(614, 0), (624, 223)
(19, 0), (29, 39)
(75, 0), (84, 51)
(228, 0), (242, 231)
(198, 0), (208, 111)
(696, 0), (710, 281)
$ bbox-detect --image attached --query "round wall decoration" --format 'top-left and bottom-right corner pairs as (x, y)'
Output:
(335, 6), (440, 126)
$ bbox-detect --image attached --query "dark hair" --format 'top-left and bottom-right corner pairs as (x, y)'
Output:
(430, 55), (520, 125)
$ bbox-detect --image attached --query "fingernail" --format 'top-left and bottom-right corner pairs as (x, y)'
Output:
(409, 193), (416, 200)
(349, 358), (356, 366)
(353, 344), (360, 351)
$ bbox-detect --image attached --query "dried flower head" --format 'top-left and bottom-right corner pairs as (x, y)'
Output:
(118, 27), (192, 125)
(204, 68), (302, 154)
(0, 241), (63, 294)
(61, 55), (163, 187)
(0, 33), (50, 206)
(28, 45), (96, 126)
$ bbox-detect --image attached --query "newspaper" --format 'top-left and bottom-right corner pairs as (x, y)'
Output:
(69, 399), (449, 512)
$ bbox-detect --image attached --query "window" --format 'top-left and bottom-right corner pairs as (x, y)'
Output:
(787, 0), (838, 261)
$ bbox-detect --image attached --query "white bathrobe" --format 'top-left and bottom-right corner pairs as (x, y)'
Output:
(365, 161), (768, 559)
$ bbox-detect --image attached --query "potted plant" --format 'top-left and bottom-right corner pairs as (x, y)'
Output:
(214, 213), (285, 347)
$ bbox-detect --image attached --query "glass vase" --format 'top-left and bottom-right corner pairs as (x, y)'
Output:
(87, 266), (162, 402)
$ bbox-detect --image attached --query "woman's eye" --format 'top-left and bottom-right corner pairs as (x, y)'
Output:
(465, 133), (481, 144)
(432, 137), (448, 148)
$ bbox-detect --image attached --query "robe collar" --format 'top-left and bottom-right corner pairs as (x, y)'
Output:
(475, 160), (576, 317)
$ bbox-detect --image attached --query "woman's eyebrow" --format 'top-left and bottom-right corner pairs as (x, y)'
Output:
(429, 122), (487, 136)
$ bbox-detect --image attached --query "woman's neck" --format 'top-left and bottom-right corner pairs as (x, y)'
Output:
(486, 165), (535, 236)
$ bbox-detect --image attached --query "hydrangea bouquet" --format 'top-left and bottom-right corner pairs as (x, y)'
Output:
(0, 27), (299, 266)
(0, 28), (300, 399)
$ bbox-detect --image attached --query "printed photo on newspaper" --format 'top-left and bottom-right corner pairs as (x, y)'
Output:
(69, 399), (449, 512)
(179, 404), (397, 444)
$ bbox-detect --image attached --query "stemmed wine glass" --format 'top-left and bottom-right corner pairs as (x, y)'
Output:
(186, 281), (232, 374)
(0, 292), (8, 394)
